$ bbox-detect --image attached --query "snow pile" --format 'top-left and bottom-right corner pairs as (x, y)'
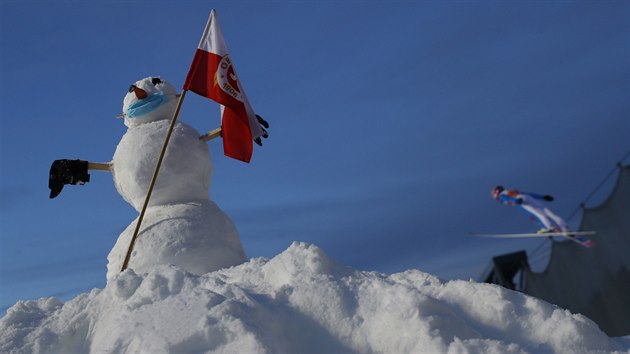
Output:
(2, 242), (627, 354)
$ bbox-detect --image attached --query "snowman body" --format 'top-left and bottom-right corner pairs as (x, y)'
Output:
(105, 77), (246, 280)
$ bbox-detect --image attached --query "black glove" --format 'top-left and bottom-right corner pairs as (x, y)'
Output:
(256, 114), (269, 129)
(516, 198), (524, 204)
(254, 114), (270, 147)
(543, 195), (554, 202)
(49, 159), (90, 199)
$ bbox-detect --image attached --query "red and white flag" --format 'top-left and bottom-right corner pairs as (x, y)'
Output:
(184, 9), (263, 163)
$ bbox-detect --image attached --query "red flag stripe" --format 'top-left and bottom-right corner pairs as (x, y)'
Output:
(222, 107), (253, 162)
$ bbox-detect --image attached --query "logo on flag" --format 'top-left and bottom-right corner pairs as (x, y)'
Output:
(215, 55), (243, 101)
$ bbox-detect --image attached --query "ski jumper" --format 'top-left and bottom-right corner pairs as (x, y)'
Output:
(497, 190), (569, 232)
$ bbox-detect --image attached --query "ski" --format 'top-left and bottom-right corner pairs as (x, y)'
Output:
(469, 231), (596, 248)
(565, 234), (595, 248)
(469, 231), (596, 238)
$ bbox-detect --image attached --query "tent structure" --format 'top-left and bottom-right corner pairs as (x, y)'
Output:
(480, 251), (529, 291)
(481, 165), (630, 337)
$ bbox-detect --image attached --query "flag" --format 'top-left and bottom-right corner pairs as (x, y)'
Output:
(184, 9), (263, 163)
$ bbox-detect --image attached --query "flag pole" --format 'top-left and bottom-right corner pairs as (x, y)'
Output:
(120, 90), (188, 272)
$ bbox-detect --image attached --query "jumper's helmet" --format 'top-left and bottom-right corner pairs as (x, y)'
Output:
(492, 185), (504, 200)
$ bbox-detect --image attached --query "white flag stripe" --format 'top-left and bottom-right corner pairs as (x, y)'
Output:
(197, 10), (228, 56)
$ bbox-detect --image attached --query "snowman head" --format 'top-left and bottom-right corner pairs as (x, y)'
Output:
(122, 77), (179, 128)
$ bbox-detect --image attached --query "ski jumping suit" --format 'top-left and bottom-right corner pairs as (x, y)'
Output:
(497, 190), (569, 232)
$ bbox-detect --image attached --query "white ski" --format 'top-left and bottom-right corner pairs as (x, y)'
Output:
(469, 231), (596, 238)
(469, 231), (596, 247)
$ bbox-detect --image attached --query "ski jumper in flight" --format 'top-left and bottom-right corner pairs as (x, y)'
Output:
(491, 185), (570, 233)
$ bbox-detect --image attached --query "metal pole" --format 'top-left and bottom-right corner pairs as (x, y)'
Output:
(120, 90), (188, 272)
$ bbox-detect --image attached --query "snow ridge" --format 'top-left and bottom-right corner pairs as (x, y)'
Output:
(1, 242), (626, 353)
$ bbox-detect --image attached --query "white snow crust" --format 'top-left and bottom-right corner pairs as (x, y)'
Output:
(2, 242), (628, 354)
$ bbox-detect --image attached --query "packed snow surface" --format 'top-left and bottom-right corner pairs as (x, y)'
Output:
(2, 242), (628, 354)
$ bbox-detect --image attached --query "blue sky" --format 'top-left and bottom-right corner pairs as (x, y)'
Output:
(1, 1), (629, 312)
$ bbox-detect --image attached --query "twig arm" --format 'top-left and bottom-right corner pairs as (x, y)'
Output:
(88, 162), (112, 172)
(199, 127), (222, 142)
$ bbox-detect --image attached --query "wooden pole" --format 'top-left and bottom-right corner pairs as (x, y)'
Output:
(120, 90), (188, 272)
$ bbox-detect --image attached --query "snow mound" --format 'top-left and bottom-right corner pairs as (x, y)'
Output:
(1, 242), (627, 354)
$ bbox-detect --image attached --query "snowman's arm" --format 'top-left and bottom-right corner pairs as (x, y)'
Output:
(88, 162), (112, 171)
(199, 127), (222, 142)
(198, 115), (270, 145)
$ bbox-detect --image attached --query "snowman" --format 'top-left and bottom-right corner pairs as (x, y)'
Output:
(49, 76), (268, 280)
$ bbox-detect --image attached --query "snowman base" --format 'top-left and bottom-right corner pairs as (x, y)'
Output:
(106, 200), (246, 281)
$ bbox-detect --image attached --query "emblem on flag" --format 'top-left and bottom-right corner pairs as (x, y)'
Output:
(215, 55), (243, 100)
